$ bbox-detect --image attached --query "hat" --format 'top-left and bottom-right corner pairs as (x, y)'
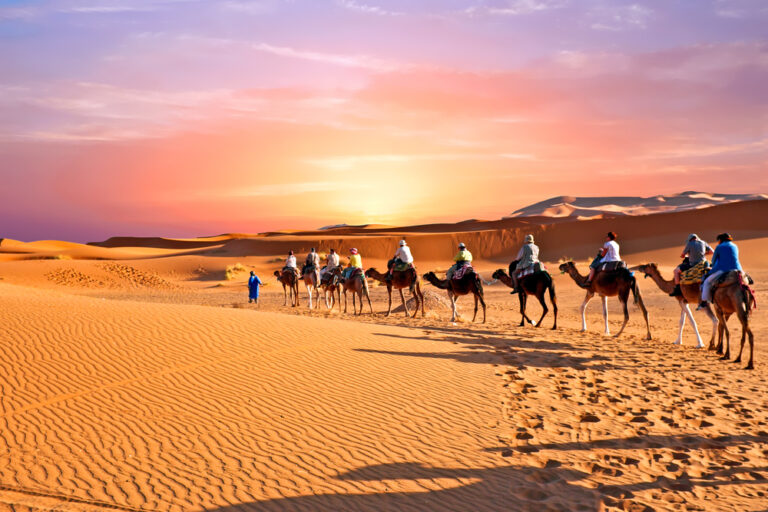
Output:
(399, 239), (407, 246)
(350, 248), (359, 255)
(716, 233), (733, 242)
(525, 234), (534, 243)
(458, 242), (466, 249)
(688, 233), (698, 241)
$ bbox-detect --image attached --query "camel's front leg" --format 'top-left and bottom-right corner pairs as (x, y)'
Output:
(472, 293), (478, 323)
(683, 303), (704, 348)
(602, 296), (610, 336)
(614, 298), (630, 338)
(283, 285), (287, 306)
(449, 293), (457, 322)
(579, 292), (593, 332)
(343, 290), (348, 314)
(386, 288), (393, 317)
(399, 288), (409, 317)
(704, 305), (718, 350)
(674, 303), (686, 345)
(306, 283), (313, 309)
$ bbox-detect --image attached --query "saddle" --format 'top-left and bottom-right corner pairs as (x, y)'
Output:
(713, 270), (754, 288)
(453, 265), (474, 280)
(597, 261), (627, 272)
(302, 263), (317, 275)
(393, 261), (413, 272)
(515, 262), (546, 280)
(345, 267), (363, 281)
(680, 260), (709, 285)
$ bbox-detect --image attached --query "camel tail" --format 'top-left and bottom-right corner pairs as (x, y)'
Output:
(740, 273), (757, 314)
(548, 276), (557, 305)
(475, 273), (484, 296)
(630, 274), (641, 305)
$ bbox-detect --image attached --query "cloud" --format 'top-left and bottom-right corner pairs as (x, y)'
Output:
(251, 43), (403, 72)
(588, 3), (652, 31)
(337, 0), (403, 16)
(464, 0), (565, 16)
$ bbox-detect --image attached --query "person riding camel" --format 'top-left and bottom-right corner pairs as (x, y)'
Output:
(303, 247), (320, 275)
(343, 248), (363, 281)
(583, 231), (620, 288)
(386, 239), (414, 281)
(698, 233), (742, 310)
(283, 250), (299, 278)
(321, 248), (340, 282)
(447, 242), (472, 280)
(511, 234), (540, 293)
(670, 233), (714, 297)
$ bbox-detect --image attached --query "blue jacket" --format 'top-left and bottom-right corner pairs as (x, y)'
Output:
(248, 275), (262, 298)
(710, 241), (742, 274)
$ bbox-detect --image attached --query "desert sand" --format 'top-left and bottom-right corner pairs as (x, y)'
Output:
(1, 201), (767, 511)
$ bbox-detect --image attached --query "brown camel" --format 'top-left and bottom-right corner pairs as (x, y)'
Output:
(423, 270), (486, 323)
(709, 271), (757, 369)
(631, 263), (717, 349)
(558, 261), (651, 339)
(365, 267), (425, 318)
(320, 269), (342, 311)
(493, 264), (557, 329)
(330, 267), (373, 315)
(274, 269), (299, 307)
(301, 267), (321, 310)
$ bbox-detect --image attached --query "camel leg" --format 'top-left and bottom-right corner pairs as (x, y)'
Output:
(614, 298), (630, 338)
(417, 284), (425, 318)
(477, 293), (486, 324)
(352, 291), (358, 315)
(720, 313), (731, 360)
(715, 312), (725, 355)
(674, 304), (686, 345)
(283, 285), (287, 306)
(305, 283), (312, 309)
(473, 294), (478, 323)
(704, 305), (718, 350)
(343, 290), (348, 314)
(386, 287), (393, 317)
(633, 291), (652, 340)
(602, 296), (610, 336)
(449, 293), (457, 323)
(684, 303), (704, 348)
(535, 293), (549, 328)
(579, 292), (594, 332)
(366, 289), (373, 315)
(518, 293), (527, 327)
(399, 288), (409, 317)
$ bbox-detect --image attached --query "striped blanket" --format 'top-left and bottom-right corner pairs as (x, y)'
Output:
(680, 260), (709, 285)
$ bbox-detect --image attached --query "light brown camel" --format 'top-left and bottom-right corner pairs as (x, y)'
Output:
(709, 271), (757, 369)
(492, 265), (557, 329)
(274, 269), (299, 307)
(331, 267), (373, 315)
(301, 266), (321, 309)
(631, 263), (717, 349)
(423, 270), (486, 323)
(365, 267), (425, 318)
(320, 268), (342, 311)
(558, 261), (651, 339)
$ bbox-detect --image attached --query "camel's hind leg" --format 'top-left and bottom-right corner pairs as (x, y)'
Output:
(449, 293), (458, 322)
(472, 294), (479, 323)
(719, 312), (732, 360)
(398, 288), (409, 317)
(602, 296), (611, 336)
(614, 297), (630, 338)
(416, 283), (425, 317)
(682, 303), (704, 348)
(674, 303), (686, 345)
(636, 291), (652, 340)
(476, 292), (487, 324)
(534, 292), (549, 328)
(386, 286), (393, 317)
(734, 300), (755, 369)
(703, 304), (718, 350)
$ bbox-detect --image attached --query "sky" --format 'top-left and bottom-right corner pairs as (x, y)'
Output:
(1, 0), (767, 241)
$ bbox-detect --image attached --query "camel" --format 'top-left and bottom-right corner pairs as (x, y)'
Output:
(492, 263), (557, 329)
(709, 271), (757, 369)
(558, 261), (651, 339)
(273, 269), (299, 307)
(631, 263), (717, 349)
(301, 266), (321, 310)
(330, 267), (373, 315)
(320, 269), (342, 311)
(423, 269), (486, 323)
(365, 267), (425, 318)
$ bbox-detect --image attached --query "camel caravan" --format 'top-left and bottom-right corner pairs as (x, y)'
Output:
(274, 231), (758, 369)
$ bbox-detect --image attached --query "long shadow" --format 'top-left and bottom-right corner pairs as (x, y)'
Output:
(205, 462), (600, 512)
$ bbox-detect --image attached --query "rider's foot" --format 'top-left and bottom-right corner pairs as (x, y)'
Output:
(696, 301), (708, 311)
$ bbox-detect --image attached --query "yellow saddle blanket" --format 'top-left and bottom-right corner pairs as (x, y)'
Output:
(680, 260), (709, 285)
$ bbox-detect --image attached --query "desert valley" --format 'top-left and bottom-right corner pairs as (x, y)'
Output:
(1, 193), (767, 511)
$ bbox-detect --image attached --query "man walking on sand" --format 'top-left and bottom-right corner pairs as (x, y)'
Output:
(248, 271), (262, 304)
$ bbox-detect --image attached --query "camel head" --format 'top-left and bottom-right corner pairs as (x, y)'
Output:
(558, 261), (575, 274)
(364, 268), (376, 278)
(630, 263), (657, 279)
(492, 269), (507, 280)
(273, 270), (281, 278)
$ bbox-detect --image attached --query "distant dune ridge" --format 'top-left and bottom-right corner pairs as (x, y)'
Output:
(506, 191), (768, 219)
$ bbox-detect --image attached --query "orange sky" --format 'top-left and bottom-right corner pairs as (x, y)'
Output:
(1, 1), (767, 241)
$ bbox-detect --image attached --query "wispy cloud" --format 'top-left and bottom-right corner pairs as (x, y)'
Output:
(588, 3), (652, 31)
(337, 0), (403, 16)
(251, 42), (403, 72)
(225, 181), (372, 197)
(464, 0), (565, 16)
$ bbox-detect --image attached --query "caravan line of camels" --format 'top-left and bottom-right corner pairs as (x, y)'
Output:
(273, 243), (757, 370)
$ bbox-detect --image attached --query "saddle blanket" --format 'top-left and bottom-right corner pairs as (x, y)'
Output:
(393, 262), (414, 272)
(680, 260), (709, 285)
(453, 265), (473, 280)
(597, 261), (627, 272)
(302, 264), (317, 275)
(515, 262), (546, 280)
(344, 268), (364, 281)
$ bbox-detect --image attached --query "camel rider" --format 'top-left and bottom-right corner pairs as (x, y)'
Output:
(511, 234), (540, 293)
(321, 248), (340, 281)
(447, 242), (472, 279)
(698, 233), (742, 310)
(584, 231), (620, 287)
(343, 248), (363, 281)
(303, 247), (320, 275)
(387, 239), (414, 281)
(670, 234), (714, 297)
(284, 251), (299, 277)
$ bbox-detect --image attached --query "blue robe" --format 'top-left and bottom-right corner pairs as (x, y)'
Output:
(248, 275), (262, 299)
